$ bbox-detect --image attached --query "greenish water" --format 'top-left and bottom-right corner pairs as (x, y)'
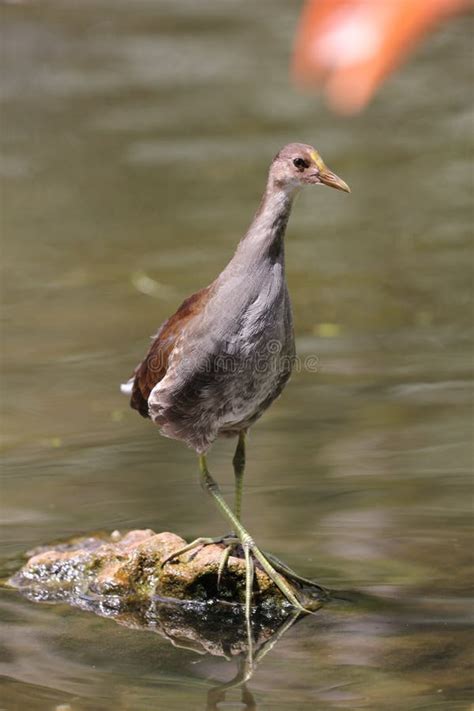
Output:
(1, 2), (473, 709)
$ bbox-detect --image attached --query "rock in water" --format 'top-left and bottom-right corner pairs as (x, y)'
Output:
(8, 530), (328, 657)
(9, 529), (288, 607)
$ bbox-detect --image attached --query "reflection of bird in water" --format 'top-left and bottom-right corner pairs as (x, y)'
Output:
(206, 610), (300, 711)
(292, 0), (472, 114)
(121, 143), (348, 647)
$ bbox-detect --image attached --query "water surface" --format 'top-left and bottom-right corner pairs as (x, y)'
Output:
(1, 2), (473, 709)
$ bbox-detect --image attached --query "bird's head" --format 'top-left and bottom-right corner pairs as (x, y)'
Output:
(270, 142), (350, 195)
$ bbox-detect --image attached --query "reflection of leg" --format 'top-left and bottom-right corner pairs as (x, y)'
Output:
(233, 430), (246, 521)
(207, 674), (256, 711)
(206, 654), (257, 711)
(252, 608), (302, 666)
(206, 610), (302, 711)
(243, 541), (255, 662)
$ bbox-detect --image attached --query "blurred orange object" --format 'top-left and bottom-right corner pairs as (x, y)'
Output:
(292, 0), (472, 114)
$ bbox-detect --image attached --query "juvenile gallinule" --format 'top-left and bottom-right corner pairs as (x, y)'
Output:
(121, 143), (350, 633)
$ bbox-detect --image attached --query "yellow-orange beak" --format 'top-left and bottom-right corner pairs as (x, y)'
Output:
(318, 166), (351, 193)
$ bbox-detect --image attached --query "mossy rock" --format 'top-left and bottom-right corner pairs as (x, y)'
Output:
(9, 529), (306, 607)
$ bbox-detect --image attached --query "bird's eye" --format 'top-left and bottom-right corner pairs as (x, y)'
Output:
(293, 157), (309, 170)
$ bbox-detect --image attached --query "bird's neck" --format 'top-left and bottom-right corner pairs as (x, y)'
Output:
(236, 182), (298, 264)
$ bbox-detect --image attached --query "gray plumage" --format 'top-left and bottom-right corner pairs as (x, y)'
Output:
(122, 143), (350, 453)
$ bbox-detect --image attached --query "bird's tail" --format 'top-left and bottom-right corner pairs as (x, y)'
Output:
(120, 378), (134, 395)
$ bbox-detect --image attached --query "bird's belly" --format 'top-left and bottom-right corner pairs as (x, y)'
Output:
(215, 350), (293, 433)
(149, 291), (294, 450)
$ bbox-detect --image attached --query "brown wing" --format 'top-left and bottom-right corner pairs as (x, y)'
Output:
(130, 286), (213, 418)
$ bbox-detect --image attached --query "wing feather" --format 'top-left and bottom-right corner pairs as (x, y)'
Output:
(126, 286), (212, 418)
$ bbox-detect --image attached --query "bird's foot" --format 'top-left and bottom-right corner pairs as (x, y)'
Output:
(161, 532), (325, 622)
(235, 533), (325, 666)
(239, 534), (322, 617)
(161, 534), (239, 568)
(215, 540), (325, 596)
(214, 539), (324, 595)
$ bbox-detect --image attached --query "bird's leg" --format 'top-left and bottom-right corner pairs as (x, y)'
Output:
(231, 434), (325, 595)
(233, 430), (246, 522)
(216, 431), (247, 585)
(198, 454), (314, 618)
(161, 435), (247, 569)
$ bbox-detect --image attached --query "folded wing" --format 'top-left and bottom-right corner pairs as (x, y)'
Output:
(121, 286), (213, 418)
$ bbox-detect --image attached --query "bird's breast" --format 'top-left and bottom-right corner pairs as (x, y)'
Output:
(147, 267), (295, 448)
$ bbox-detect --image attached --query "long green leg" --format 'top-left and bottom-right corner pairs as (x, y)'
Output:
(215, 431), (247, 588)
(232, 433), (325, 596)
(198, 454), (311, 615)
(162, 433), (246, 571)
(233, 430), (246, 521)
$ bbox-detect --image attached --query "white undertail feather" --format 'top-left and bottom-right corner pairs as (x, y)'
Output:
(120, 378), (134, 395)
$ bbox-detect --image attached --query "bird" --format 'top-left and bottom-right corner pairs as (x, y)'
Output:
(121, 143), (350, 635)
